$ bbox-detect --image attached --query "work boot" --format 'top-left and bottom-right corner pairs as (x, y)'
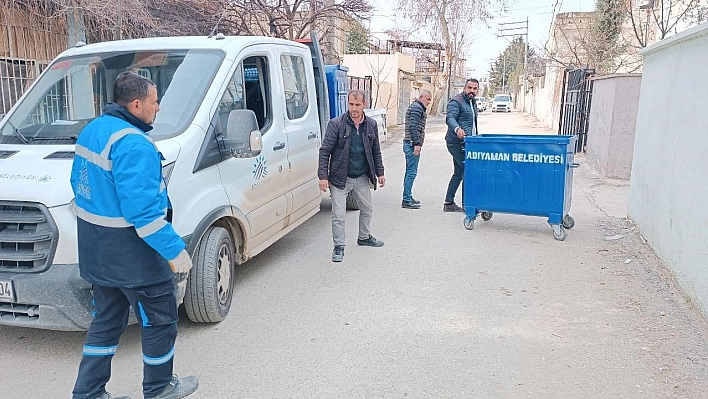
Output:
(96, 392), (131, 399)
(149, 375), (199, 399)
(401, 200), (421, 209)
(332, 245), (344, 262)
(443, 202), (464, 212)
(357, 235), (384, 247)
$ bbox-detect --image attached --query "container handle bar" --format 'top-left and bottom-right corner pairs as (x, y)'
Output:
(569, 163), (580, 168)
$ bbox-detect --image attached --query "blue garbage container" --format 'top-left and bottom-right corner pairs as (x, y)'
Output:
(462, 134), (579, 240)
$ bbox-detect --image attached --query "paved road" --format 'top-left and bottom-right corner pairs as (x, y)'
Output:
(2, 111), (707, 399)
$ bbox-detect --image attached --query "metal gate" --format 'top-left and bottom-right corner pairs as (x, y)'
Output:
(558, 67), (595, 152)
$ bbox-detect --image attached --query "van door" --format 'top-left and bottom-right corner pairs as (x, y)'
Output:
(279, 50), (321, 224)
(217, 49), (288, 246)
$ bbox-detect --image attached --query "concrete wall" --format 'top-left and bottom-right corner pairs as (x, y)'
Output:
(528, 65), (564, 131)
(586, 74), (642, 179)
(628, 23), (708, 318)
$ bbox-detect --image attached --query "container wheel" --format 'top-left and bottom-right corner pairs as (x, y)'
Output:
(463, 217), (475, 230)
(562, 215), (575, 229)
(552, 226), (568, 241)
(481, 212), (493, 221)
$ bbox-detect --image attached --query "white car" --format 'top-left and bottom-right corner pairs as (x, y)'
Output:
(476, 97), (487, 112)
(491, 94), (512, 112)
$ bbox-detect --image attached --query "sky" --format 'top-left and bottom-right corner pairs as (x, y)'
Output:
(366, 0), (596, 77)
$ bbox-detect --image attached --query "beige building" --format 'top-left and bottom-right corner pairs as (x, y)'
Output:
(342, 52), (418, 127)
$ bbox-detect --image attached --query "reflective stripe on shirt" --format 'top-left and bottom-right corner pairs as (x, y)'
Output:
(74, 204), (132, 228)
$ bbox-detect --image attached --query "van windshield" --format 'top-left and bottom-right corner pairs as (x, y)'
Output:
(494, 95), (511, 102)
(0, 49), (224, 144)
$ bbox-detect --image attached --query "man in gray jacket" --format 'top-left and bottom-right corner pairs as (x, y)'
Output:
(402, 90), (432, 209)
(318, 90), (386, 262)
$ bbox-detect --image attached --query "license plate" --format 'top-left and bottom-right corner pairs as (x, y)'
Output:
(0, 280), (15, 302)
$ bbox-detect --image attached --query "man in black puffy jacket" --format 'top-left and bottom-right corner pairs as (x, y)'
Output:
(402, 90), (432, 209)
(318, 90), (386, 262)
(444, 78), (479, 212)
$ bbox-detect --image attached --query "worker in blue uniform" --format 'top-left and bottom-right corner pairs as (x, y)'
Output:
(70, 72), (199, 399)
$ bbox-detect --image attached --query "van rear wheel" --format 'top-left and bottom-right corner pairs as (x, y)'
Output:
(184, 226), (235, 323)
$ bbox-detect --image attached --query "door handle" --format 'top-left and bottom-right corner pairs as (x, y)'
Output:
(308, 132), (317, 140)
(273, 142), (286, 151)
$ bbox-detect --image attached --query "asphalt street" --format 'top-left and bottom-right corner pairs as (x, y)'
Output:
(1, 110), (708, 399)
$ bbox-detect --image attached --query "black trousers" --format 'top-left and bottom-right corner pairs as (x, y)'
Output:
(72, 280), (178, 399)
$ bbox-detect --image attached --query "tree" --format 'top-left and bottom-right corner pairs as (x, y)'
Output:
(396, 0), (503, 113)
(346, 20), (369, 53)
(223, 0), (372, 40)
(487, 37), (542, 97)
(624, 0), (703, 48)
(588, 0), (627, 74)
(4, 0), (223, 43)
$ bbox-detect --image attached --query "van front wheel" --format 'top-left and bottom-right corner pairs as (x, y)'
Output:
(184, 226), (235, 323)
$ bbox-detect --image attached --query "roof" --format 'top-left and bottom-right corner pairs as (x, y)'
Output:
(59, 35), (307, 58)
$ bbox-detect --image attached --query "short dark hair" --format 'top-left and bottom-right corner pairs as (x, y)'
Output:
(466, 78), (479, 85)
(113, 71), (156, 106)
(348, 90), (367, 103)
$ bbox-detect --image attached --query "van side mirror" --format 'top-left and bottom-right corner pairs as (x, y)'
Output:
(223, 109), (262, 157)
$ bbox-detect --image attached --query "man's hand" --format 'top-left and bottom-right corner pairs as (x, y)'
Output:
(169, 249), (193, 274)
(413, 145), (421, 157)
(378, 176), (386, 188)
(456, 127), (465, 139)
(319, 179), (329, 192)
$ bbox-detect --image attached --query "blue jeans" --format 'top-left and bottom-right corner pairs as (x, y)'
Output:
(402, 141), (420, 202)
(445, 142), (465, 203)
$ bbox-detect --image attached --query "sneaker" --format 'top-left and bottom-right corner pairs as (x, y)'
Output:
(443, 202), (464, 212)
(357, 235), (384, 247)
(150, 375), (199, 399)
(332, 245), (344, 262)
(401, 200), (421, 209)
(411, 198), (421, 205)
(96, 393), (131, 399)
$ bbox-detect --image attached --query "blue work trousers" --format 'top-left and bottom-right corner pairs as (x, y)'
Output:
(72, 280), (178, 399)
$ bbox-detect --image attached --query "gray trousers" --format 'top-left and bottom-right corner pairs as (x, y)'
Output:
(330, 175), (374, 247)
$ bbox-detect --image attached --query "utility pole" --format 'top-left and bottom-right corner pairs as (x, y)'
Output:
(498, 19), (529, 111)
(501, 52), (506, 93)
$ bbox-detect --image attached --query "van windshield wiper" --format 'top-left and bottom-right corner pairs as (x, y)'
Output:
(6, 120), (29, 144)
(28, 136), (78, 141)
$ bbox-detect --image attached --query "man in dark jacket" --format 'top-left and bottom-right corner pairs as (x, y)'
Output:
(402, 90), (432, 209)
(70, 72), (198, 399)
(318, 90), (386, 262)
(443, 78), (479, 212)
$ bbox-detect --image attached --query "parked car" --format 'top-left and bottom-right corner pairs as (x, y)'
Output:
(491, 94), (512, 113)
(476, 97), (487, 112)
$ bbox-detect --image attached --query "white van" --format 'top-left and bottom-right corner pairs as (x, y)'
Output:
(0, 35), (330, 330)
